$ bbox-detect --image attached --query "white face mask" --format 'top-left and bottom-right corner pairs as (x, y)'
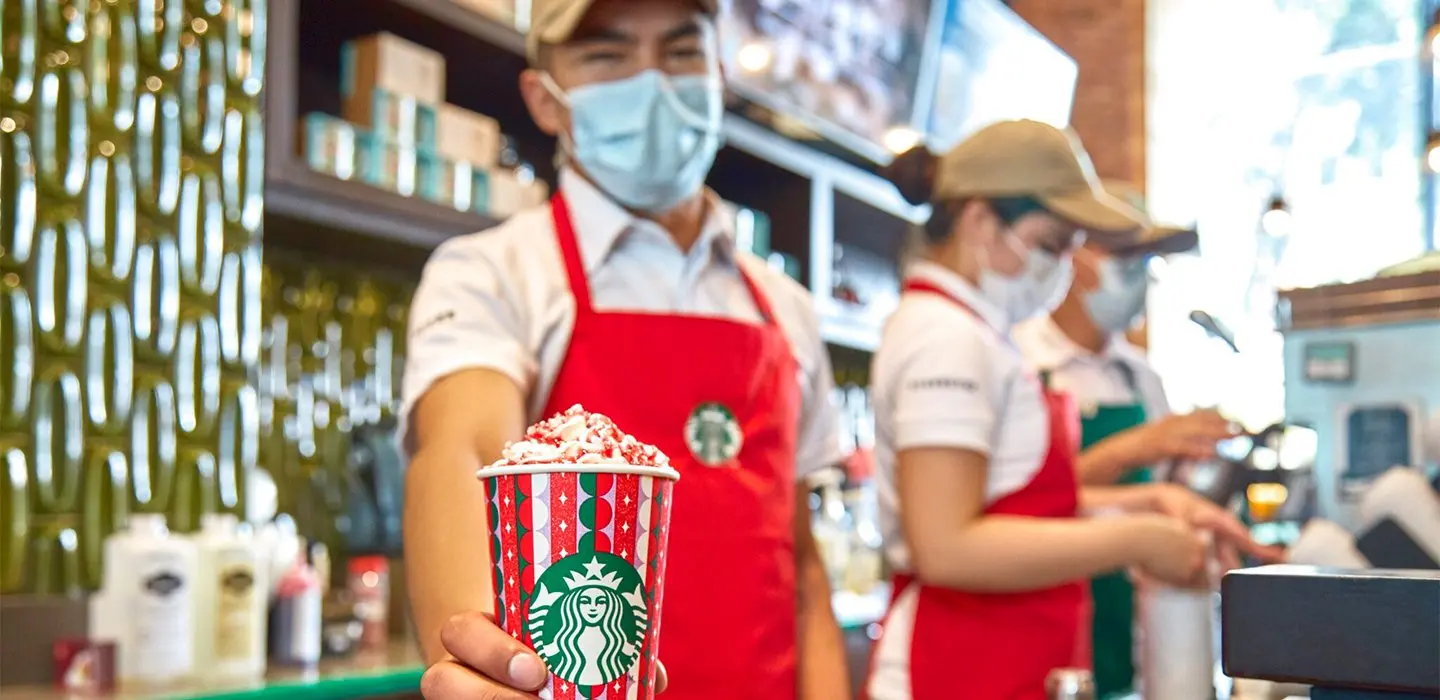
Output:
(979, 251), (1074, 328)
(543, 64), (723, 213)
(1083, 257), (1150, 334)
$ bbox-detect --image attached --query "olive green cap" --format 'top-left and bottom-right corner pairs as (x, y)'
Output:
(1096, 181), (1199, 256)
(527, 0), (718, 63)
(933, 119), (1145, 234)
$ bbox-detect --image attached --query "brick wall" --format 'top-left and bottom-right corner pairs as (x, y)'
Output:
(1009, 0), (1148, 189)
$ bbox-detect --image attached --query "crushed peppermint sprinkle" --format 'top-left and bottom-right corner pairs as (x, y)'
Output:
(489, 405), (670, 469)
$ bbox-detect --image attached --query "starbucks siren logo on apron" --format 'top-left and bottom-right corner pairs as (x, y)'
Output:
(684, 402), (743, 467)
(529, 552), (649, 687)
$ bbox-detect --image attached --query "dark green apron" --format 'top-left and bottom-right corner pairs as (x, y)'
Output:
(1044, 368), (1150, 699)
(1082, 403), (1149, 699)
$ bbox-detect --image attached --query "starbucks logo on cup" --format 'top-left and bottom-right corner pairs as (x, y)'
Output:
(684, 402), (742, 467)
(529, 552), (649, 687)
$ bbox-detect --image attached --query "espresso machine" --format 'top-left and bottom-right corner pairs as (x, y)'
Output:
(1276, 270), (1440, 529)
(1167, 311), (1325, 532)
(1217, 270), (1440, 700)
(1163, 421), (1322, 545)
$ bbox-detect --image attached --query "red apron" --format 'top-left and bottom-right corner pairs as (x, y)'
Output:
(540, 195), (801, 700)
(867, 279), (1091, 700)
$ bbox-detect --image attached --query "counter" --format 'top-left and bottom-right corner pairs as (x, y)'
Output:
(6, 590), (889, 700)
(4, 643), (423, 700)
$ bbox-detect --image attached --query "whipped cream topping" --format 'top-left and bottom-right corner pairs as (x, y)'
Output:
(489, 404), (670, 469)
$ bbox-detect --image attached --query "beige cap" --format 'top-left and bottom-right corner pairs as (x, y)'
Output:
(1096, 181), (1199, 256)
(527, 0), (719, 63)
(933, 120), (1145, 234)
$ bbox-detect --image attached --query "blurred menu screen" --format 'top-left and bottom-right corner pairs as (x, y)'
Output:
(720, 0), (943, 161)
(1343, 405), (1415, 481)
(926, 0), (1077, 152)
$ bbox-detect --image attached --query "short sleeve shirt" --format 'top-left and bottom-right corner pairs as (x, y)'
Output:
(870, 261), (1052, 572)
(1012, 315), (1171, 422)
(400, 169), (844, 479)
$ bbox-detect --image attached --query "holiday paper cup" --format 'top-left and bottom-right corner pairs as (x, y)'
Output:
(481, 463), (679, 700)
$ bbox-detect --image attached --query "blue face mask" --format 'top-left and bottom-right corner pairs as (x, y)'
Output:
(545, 69), (724, 213)
(1083, 257), (1150, 333)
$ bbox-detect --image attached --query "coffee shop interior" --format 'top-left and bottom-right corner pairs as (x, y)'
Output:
(2, 0), (1439, 698)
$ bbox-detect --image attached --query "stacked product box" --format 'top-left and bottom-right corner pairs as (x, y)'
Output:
(731, 204), (772, 258)
(299, 32), (548, 218)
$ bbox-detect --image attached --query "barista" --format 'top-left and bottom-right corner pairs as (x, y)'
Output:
(402, 1), (849, 698)
(1014, 182), (1232, 489)
(865, 121), (1219, 700)
(1013, 183), (1280, 699)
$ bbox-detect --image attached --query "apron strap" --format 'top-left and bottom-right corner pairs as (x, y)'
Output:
(902, 279), (985, 327)
(902, 278), (1006, 340)
(1112, 360), (1141, 401)
(737, 264), (780, 326)
(550, 194), (596, 314)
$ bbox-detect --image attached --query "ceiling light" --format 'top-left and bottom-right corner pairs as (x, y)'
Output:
(1261, 194), (1292, 238)
(882, 127), (921, 155)
(736, 42), (773, 73)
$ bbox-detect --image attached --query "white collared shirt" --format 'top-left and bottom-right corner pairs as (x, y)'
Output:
(400, 169), (843, 479)
(1012, 314), (1171, 422)
(870, 261), (1052, 574)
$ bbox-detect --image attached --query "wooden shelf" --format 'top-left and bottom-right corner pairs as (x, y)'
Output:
(262, 0), (910, 352)
(819, 311), (883, 353)
(263, 0), (519, 256)
(267, 163), (497, 251)
(385, 0), (526, 55)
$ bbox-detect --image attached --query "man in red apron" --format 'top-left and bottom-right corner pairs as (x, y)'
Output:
(1014, 183), (1283, 698)
(401, 1), (850, 698)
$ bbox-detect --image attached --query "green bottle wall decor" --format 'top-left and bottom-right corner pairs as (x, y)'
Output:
(1, 0), (426, 595)
(0, 0), (271, 594)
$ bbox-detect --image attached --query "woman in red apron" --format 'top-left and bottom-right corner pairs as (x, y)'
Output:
(863, 121), (1211, 700)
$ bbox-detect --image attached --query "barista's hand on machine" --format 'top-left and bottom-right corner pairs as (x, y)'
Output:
(1130, 410), (1237, 464)
(421, 611), (669, 699)
(1148, 483), (1286, 570)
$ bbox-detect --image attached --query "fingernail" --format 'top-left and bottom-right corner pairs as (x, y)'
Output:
(509, 652), (548, 688)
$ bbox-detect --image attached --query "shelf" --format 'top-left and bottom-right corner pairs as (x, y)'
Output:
(819, 308), (884, 353)
(337, 0), (907, 202)
(263, 0), (518, 257)
(262, 0), (916, 252)
(266, 164), (498, 251)
(385, 0), (526, 55)
(263, 0), (923, 327)
(5, 643), (423, 700)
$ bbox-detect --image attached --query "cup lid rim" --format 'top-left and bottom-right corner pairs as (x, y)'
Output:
(475, 462), (681, 481)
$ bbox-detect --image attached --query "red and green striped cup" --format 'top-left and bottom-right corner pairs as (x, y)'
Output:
(481, 463), (680, 700)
